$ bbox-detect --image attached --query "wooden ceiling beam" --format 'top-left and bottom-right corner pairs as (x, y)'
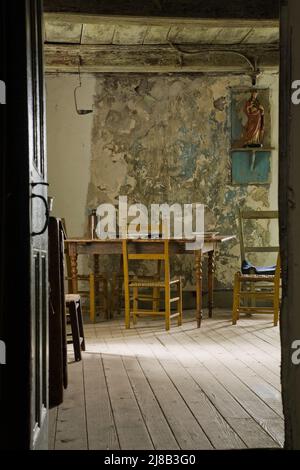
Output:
(44, 12), (279, 29)
(44, 43), (279, 74)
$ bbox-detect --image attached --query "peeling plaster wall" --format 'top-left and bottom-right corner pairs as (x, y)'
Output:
(46, 72), (279, 293)
(46, 74), (95, 237)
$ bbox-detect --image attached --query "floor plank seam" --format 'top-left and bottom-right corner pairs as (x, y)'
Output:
(175, 328), (283, 447)
(181, 320), (280, 384)
(134, 354), (184, 450)
(152, 332), (251, 449)
(239, 324), (281, 350)
(205, 325), (280, 377)
(53, 312), (283, 450)
(121, 354), (158, 450)
(203, 329), (280, 375)
(225, 326), (280, 359)
(100, 353), (121, 450)
(182, 327), (283, 420)
(82, 355), (92, 450)
(195, 329), (283, 416)
(135, 329), (216, 449)
(205, 328), (281, 391)
(121, 327), (213, 449)
(156, 322), (282, 446)
(120, 329), (183, 449)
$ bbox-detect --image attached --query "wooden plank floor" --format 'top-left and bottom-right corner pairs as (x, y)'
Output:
(49, 310), (284, 450)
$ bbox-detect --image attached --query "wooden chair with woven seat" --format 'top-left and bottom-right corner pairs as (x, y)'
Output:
(111, 257), (162, 316)
(122, 239), (183, 331)
(62, 219), (109, 322)
(232, 209), (280, 326)
(110, 220), (164, 317)
(233, 254), (281, 326)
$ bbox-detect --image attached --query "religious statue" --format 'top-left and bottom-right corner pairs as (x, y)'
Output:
(241, 90), (265, 148)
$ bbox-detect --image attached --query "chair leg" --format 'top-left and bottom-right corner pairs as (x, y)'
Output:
(118, 277), (123, 315)
(111, 274), (122, 317)
(153, 260), (162, 312)
(177, 278), (183, 327)
(273, 281), (280, 327)
(76, 299), (86, 351)
(124, 283), (131, 330)
(110, 274), (117, 317)
(117, 256), (123, 316)
(103, 277), (109, 320)
(232, 272), (240, 325)
(249, 280), (255, 314)
(153, 287), (160, 312)
(133, 287), (138, 325)
(69, 301), (82, 361)
(89, 273), (96, 323)
(165, 284), (171, 331)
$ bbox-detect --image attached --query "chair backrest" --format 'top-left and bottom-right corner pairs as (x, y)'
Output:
(61, 218), (73, 293)
(274, 253), (281, 281)
(122, 239), (170, 283)
(238, 209), (279, 263)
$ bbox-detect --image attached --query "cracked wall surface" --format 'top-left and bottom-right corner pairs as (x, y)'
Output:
(47, 72), (279, 291)
(87, 73), (279, 288)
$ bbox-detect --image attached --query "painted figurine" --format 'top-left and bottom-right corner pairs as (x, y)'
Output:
(241, 90), (265, 148)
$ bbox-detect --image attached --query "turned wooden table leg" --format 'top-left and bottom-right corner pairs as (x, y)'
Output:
(94, 254), (99, 277)
(195, 250), (203, 328)
(94, 254), (100, 317)
(208, 249), (215, 318)
(69, 245), (78, 294)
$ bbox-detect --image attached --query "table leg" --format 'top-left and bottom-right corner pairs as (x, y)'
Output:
(124, 287), (130, 329)
(69, 246), (78, 294)
(94, 254), (99, 276)
(195, 250), (203, 328)
(89, 273), (96, 323)
(94, 254), (100, 316)
(208, 250), (215, 318)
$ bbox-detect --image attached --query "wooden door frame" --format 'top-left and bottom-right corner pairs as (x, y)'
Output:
(1, 0), (300, 451)
(279, 0), (300, 450)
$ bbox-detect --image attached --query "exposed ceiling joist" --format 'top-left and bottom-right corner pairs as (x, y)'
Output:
(44, 13), (279, 29)
(44, 3), (279, 75)
(44, 18), (279, 47)
(44, 43), (279, 74)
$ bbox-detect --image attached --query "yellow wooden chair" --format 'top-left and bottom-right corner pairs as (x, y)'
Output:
(232, 210), (280, 326)
(110, 220), (164, 317)
(111, 257), (162, 316)
(122, 239), (183, 330)
(232, 254), (280, 326)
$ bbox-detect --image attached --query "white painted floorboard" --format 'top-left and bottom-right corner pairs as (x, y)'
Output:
(49, 310), (284, 450)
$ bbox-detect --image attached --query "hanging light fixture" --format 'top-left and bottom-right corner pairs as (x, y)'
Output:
(74, 56), (93, 115)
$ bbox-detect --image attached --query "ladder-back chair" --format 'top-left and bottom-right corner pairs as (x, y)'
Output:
(122, 239), (183, 331)
(111, 220), (164, 316)
(232, 210), (280, 326)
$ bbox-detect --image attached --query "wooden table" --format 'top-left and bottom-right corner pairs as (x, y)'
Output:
(65, 235), (235, 328)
